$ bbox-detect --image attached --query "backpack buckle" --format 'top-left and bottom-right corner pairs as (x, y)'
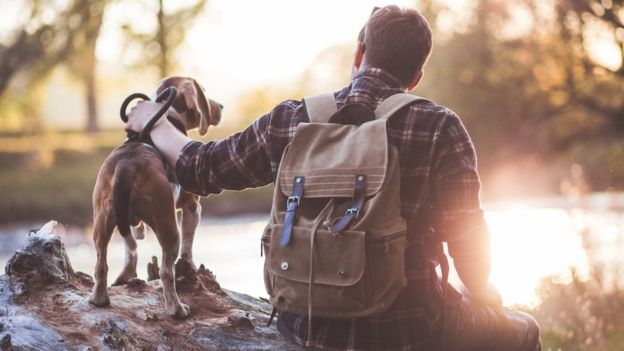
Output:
(287, 196), (300, 206)
(346, 208), (359, 217)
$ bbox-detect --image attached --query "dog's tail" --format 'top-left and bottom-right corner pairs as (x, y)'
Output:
(113, 164), (132, 237)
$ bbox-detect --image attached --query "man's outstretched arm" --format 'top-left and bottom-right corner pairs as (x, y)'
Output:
(125, 100), (273, 195)
(433, 114), (495, 307)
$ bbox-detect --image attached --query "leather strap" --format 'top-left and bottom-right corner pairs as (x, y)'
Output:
(267, 307), (278, 327)
(303, 93), (338, 123)
(306, 199), (335, 348)
(329, 175), (367, 233)
(438, 244), (450, 351)
(375, 93), (428, 120)
(280, 176), (304, 247)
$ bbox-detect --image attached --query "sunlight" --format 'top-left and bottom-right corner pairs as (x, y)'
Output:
(485, 208), (589, 307)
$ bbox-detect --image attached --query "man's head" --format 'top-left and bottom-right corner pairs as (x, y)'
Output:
(353, 6), (432, 90)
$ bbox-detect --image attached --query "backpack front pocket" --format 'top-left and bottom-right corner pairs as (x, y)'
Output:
(369, 230), (408, 304)
(265, 224), (373, 317)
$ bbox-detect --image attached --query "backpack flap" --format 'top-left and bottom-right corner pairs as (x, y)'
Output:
(279, 119), (388, 199)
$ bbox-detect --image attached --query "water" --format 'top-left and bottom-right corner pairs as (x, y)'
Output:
(1, 199), (623, 307)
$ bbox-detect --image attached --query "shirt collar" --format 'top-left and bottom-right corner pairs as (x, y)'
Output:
(344, 67), (405, 108)
(352, 67), (404, 90)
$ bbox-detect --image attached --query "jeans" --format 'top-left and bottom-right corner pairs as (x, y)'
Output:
(442, 286), (541, 351)
(275, 286), (541, 351)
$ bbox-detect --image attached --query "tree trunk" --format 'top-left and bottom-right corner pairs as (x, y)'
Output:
(84, 62), (98, 133)
(157, 0), (168, 77)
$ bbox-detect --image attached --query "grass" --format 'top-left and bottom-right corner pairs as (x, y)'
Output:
(0, 130), (272, 226)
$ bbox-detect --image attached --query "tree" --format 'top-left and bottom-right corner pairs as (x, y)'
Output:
(70, 0), (106, 132)
(0, 0), (108, 132)
(551, 0), (624, 135)
(120, 0), (207, 77)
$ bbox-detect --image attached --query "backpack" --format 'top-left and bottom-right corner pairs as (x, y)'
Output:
(262, 92), (427, 322)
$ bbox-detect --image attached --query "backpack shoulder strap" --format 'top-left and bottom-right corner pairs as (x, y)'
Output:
(375, 93), (428, 120)
(303, 93), (338, 123)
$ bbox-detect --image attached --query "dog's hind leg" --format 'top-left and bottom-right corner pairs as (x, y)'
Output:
(177, 191), (201, 269)
(89, 213), (115, 307)
(111, 231), (138, 286)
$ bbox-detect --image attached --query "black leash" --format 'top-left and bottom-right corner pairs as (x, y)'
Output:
(120, 86), (177, 143)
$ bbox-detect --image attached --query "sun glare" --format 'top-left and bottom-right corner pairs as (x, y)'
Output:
(484, 208), (589, 307)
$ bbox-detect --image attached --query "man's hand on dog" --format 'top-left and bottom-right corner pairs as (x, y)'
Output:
(125, 100), (165, 133)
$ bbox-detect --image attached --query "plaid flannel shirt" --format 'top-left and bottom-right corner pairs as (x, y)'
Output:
(176, 68), (488, 350)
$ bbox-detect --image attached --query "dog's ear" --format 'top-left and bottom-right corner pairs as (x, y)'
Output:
(179, 81), (201, 124)
(193, 81), (222, 135)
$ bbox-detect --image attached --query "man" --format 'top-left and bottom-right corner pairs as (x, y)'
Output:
(126, 5), (541, 350)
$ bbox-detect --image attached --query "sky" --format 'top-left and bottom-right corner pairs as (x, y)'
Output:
(42, 0), (418, 128)
(97, 0), (414, 106)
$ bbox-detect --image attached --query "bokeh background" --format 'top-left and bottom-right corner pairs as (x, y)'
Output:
(1, 0), (624, 349)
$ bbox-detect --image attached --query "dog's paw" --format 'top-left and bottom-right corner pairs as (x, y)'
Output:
(171, 303), (191, 319)
(175, 258), (197, 280)
(88, 293), (110, 307)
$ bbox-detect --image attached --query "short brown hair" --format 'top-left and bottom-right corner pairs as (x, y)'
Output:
(359, 6), (433, 87)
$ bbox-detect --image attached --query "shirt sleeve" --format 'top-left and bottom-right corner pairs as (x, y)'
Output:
(175, 113), (273, 196)
(433, 113), (490, 261)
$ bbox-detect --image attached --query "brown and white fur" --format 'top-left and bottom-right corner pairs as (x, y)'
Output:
(88, 77), (221, 318)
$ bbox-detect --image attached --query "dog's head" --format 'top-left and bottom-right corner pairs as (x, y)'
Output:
(155, 77), (222, 135)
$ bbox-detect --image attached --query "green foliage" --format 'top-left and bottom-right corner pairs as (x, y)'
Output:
(528, 221), (624, 351)
(119, 0), (208, 77)
(0, 0), (109, 132)
(0, 130), (273, 226)
(412, 0), (624, 195)
(0, 147), (107, 225)
(233, 43), (354, 129)
(531, 270), (624, 350)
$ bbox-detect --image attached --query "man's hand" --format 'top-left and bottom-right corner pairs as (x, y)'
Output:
(124, 100), (165, 133)
(122, 99), (193, 169)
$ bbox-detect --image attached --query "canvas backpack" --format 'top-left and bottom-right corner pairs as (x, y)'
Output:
(262, 92), (427, 323)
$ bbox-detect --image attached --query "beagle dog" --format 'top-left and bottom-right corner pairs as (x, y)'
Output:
(88, 77), (221, 318)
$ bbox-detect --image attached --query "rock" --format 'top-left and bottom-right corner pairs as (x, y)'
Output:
(136, 310), (159, 322)
(0, 334), (11, 350)
(147, 256), (159, 282)
(227, 311), (254, 329)
(0, 221), (303, 350)
(5, 221), (75, 290)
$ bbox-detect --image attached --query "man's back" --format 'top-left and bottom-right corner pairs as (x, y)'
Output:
(176, 67), (485, 350)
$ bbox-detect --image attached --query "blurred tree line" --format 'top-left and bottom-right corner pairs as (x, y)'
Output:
(236, 0), (624, 197)
(0, 0), (623, 197)
(419, 0), (624, 196)
(0, 0), (206, 132)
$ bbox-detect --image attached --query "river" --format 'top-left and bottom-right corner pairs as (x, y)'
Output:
(1, 193), (623, 308)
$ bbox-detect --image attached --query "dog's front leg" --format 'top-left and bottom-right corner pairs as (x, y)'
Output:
(177, 191), (201, 269)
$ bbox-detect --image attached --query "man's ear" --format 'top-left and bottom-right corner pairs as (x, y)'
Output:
(353, 41), (365, 71)
(406, 70), (423, 91)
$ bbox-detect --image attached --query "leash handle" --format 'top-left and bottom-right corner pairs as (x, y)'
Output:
(120, 93), (150, 123)
(119, 86), (178, 142)
(139, 86), (177, 140)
